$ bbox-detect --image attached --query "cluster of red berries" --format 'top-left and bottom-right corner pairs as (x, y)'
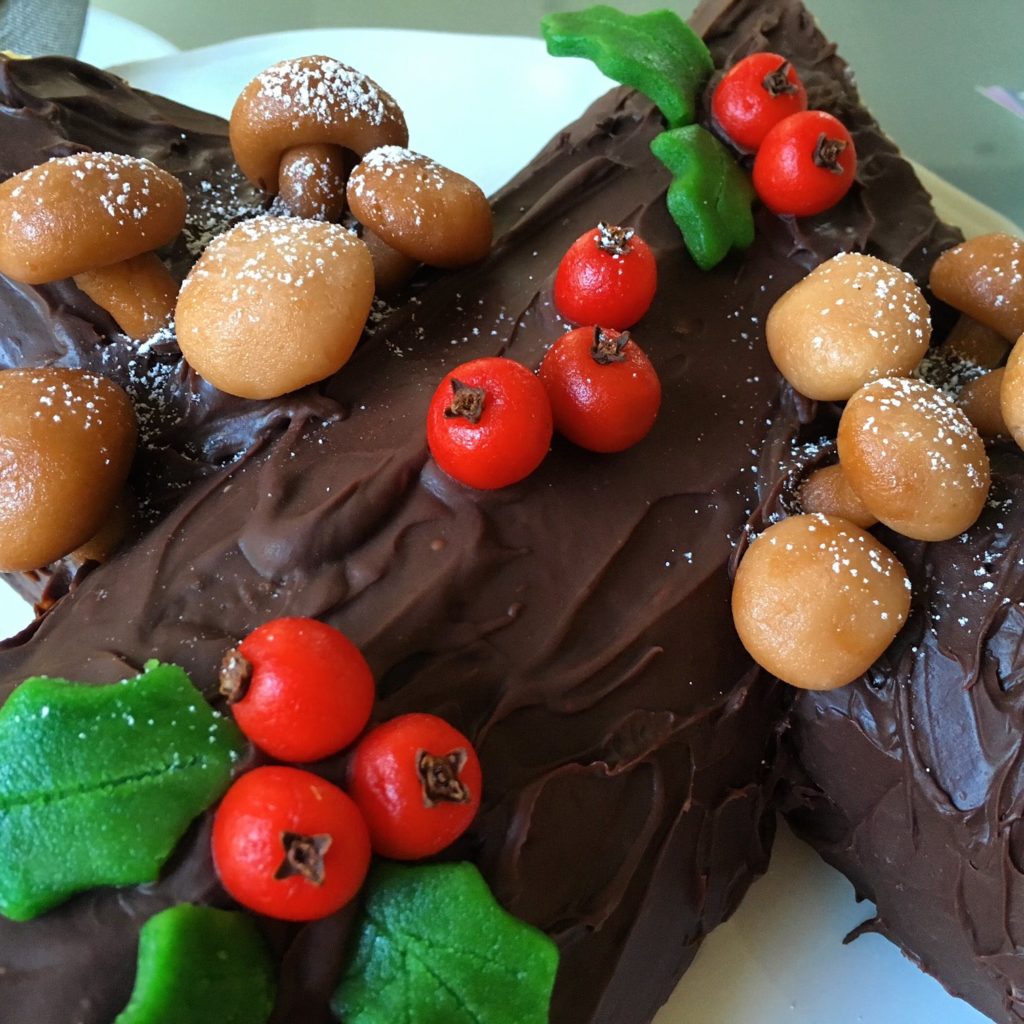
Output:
(426, 222), (662, 489)
(210, 617), (482, 921)
(711, 51), (857, 217)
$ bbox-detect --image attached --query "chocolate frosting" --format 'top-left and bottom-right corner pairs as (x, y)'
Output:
(0, 2), (960, 1022)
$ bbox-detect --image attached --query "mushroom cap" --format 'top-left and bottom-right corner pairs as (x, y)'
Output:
(930, 232), (1024, 342)
(175, 216), (375, 400)
(0, 368), (137, 571)
(230, 55), (408, 194)
(0, 152), (186, 285)
(347, 146), (493, 268)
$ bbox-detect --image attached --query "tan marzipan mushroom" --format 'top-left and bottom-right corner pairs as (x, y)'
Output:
(930, 233), (1024, 342)
(230, 55), (408, 222)
(175, 216), (375, 400)
(0, 368), (137, 572)
(0, 152), (186, 339)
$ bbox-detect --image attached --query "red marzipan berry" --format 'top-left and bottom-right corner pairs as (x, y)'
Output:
(711, 51), (808, 151)
(426, 356), (553, 490)
(553, 222), (657, 331)
(212, 765), (371, 921)
(752, 109), (857, 217)
(539, 326), (661, 453)
(347, 713), (483, 860)
(219, 617), (375, 763)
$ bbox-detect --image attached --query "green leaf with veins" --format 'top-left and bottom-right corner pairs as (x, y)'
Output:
(0, 660), (243, 921)
(332, 862), (560, 1024)
(115, 904), (276, 1024)
(650, 124), (756, 270)
(541, 5), (713, 128)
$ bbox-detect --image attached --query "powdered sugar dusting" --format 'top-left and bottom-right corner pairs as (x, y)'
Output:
(762, 512), (909, 617)
(252, 56), (399, 129)
(180, 215), (364, 321)
(812, 251), (931, 355)
(1, 370), (116, 440)
(114, 341), (178, 452)
(349, 146), (450, 229)
(8, 152), (169, 228)
(856, 376), (987, 490)
(181, 170), (264, 257)
(914, 345), (988, 398)
(944, 234), (1024, 300)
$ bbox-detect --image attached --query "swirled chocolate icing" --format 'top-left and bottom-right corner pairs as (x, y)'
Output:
(0, 2), (960, 1022)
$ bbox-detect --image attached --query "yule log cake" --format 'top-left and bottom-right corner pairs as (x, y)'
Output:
(0, 1), (963, 1023)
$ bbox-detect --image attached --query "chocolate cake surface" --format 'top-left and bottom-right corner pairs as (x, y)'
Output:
(0, 2), (960, 1022)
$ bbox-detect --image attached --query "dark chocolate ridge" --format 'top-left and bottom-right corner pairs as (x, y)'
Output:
(0, 3), (961, 1023)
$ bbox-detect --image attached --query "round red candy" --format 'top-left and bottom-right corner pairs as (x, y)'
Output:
(553, 223), (657, 331)
(220, 617), (375, 763)
(347, 713), (482, 860)
(539, 326), (661, 453)
(426, 356), (552, 490)
(212, 765), (371, 921)
(752, 110), (857, 217)
(711, 52), (808, 151)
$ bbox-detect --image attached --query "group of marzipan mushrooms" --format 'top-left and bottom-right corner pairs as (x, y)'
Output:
(732, 232), (1024, 692)
(0, 55), (493, 575)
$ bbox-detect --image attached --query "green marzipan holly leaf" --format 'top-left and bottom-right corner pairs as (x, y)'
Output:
(115, 904), (276, 1024)
(332, 862), (560, 1024)
(650, 124), (756, 270)
(0, 660), (243, 921)
(541, 5), (713, 128)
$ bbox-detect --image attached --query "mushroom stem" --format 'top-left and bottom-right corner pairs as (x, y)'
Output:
(360, 225), (419, 294)
(278, 144), (349, 222)
(73, 252), (179, 340)
(67, 491), (132, 571)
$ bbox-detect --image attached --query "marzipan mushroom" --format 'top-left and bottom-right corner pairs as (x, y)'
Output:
(230, 55), (408, 221)
(999, 336), (1024, 449)
(67, 491), (134, 571)
(959, 368), (1007, 438)
(943, 314), (1010, 369)
(732, 513), (911, 691)
(930, 233), (1024, 342)
(798, 462), (877, 528)
(0, 368), (137, 572)
(838, 376), (990, 542)
(765, 252), (931, 402)
(348, 146), (492, 268)
(175, 216), (375, 399)
(0, 152), (186, 339)
(358, 223), (420, 294)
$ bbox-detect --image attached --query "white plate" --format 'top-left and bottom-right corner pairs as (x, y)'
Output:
(78, 9), (178, 69)
(17, 28), (1022, 1024)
